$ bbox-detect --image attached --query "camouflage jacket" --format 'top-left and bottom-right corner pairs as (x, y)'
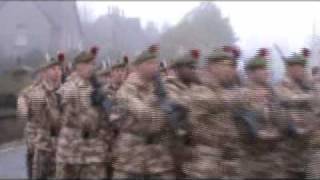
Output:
(101, 82), (124, 146)
(188, 77), (248, 147)
(56, 72), (107, 164)
(112, 72), (174, 174)
(164, 75), (192, 106)
(240, 80), (286, 153)
(17, 81), (39, 150)
(274, 75), (318, 138)
(30, 80), (61, 152)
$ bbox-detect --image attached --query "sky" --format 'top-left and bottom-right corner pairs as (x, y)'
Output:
(77, 1), (320, 57)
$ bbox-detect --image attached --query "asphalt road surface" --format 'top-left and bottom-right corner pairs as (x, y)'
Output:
(0, 141), (26, 178)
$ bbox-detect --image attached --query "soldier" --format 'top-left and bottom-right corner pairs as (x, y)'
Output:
(17, 69), (42, 179)
(26, 57), (62, 179)
(307, 67), (320, 178)
(239, 48), (288, 178)
(183, 46), (249, 178)
(95, 59), (112, 87)
(55, 47), (108, 179)
(57, 52), (70, 84)
(100, 55), (129, 179)
(274, 48), (317, 178)
(112, 45), (178, 179)
(164, 49), (201, 178)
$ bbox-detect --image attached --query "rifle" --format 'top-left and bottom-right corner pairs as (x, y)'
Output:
(233, 106), (259, 142)
(230, 77), (259, 141)
(153, 72), (189, 177)
(273, 44), (286, 60)
(90, 74), (113, 114)
(153, 72), (188, 134)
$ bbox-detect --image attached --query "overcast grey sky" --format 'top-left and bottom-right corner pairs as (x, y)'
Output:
(77, 1), (320, 56)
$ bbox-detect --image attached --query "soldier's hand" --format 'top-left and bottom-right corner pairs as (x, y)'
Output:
(257, 129), (281, 142)
(250, 88), (270, 104)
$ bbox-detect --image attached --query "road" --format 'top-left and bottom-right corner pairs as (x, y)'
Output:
(0, 141), (26, 178)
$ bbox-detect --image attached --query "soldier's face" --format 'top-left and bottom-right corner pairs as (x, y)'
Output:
(76, 61), (95, 79)
(111, 68), (125, 84)
(288, 64), (305, 80)
(137, 59), (159, 80)
(46, 65), (62, 83)
(209, 62), (236, 82)
(176, 65), (197, 83)
(248, 68), (269, 85)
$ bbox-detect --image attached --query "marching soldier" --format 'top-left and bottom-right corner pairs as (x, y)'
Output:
(239, 48), (288, 178)
(307, 67), (320, 178)
(17, 69), (42, 179)
(29, 57), (62, 179)
(55, 47), (108, 179)
(274, 48), (318, 178)
(183, 46), (249, 178)
(164, 49), (201, 178)
(112, 45), (178, 179)
(99, 55), (129, 179)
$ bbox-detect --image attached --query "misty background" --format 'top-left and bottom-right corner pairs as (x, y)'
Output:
(1, 1), (320, 82)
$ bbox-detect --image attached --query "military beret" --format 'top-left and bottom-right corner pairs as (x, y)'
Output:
(285, 48), (310, 66)
(73, 46), (98, 65)
(169, 49), (200, 68)
(36, 57), (60, 73)
(57, 52), (65, 64)
(206, 45), (240, 66)
(133, 44), (159, 65)
(245, 48), (269, 71)
(111, 56), (129, 70)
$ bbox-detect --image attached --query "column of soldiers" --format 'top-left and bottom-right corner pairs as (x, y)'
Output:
(17, 43), (320, 179)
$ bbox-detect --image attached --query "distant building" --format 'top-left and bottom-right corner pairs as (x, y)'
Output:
(0, 1), (83, 59)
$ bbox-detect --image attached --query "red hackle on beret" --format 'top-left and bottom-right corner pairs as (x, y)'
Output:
(190, 49), (200, 60)
(301, 48), (311, 58)
(123, 56), (129, 64)
(258, 48), (269, 58)
(90, 46), (99, 56)
(57, 52), (65, 62)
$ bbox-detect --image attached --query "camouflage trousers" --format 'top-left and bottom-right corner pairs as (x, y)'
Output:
(240, 151), (288, 178)
(182, 145), (241, 179)
(112, 142), (176, 179)
(32, 150), (55, 179)
(26, 147), (34, 179)
(281, 138), (309, 179)
(55, 163), (107, 179)
(306, 149), (320, 179)
(113, 170), (176, 179)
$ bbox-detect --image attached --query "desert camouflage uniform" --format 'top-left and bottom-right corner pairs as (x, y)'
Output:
(183, 77), (248, 178)
(239, 80), (288, 178)
(17, 81), (39, 179)
(112, 72), (175, 179)
(101, 82), (124, 179)
(28, 80), (61, 179)
(306, 78), (320, 178)
(55, 72), (108, 179)
(163, 75), (196, 178)
(275, 75), (318, 178)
